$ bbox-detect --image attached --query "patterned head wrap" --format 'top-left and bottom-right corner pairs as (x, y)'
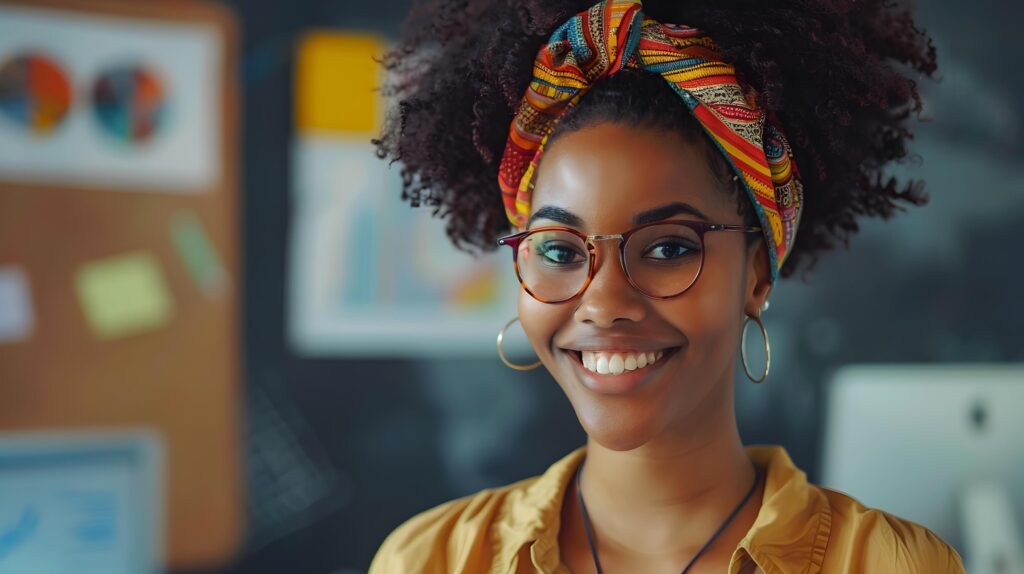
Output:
(498, 0), (803, 283)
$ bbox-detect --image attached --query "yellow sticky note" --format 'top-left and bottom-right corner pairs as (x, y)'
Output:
(296, 31), (387, 134)
(75, 252), (174, 340)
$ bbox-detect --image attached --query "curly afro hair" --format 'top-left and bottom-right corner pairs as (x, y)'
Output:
(373, 0), (937, 280)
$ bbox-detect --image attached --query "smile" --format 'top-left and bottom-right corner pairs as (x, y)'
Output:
(580, 350), (665, 375)
(562, 347), (680, 394)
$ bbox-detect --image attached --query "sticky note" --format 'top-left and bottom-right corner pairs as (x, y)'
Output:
(170, 211), (228, 298)
(0, 266), (34, 344)
(295, 32), (387, 134)
(75, 252), (174, 339)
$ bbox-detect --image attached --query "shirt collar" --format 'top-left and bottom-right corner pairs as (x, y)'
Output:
(492, 444), (833, 574)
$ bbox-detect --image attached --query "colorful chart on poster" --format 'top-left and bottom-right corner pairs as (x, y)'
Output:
(92, 64), (167, 144)
(0, 6), (220, 191)
(0, 52), (72, 136)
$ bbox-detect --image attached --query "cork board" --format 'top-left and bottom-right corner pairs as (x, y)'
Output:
(0, 0), (241, 568)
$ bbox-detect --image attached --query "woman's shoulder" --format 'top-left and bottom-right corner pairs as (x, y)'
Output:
(366, 474), (546, 574)
(814, 484), (966, 573)
(368, 447), (586, 573)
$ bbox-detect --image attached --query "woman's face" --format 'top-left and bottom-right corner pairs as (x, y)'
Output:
(518, 122), (772, 451)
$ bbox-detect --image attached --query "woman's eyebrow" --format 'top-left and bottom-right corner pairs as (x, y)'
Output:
(634, 202), (709, 225)
(527, 202), (709, 228)
(527, 205), (583, 228)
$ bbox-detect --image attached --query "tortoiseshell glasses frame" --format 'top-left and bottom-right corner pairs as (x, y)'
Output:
(497, 220), (763, 304)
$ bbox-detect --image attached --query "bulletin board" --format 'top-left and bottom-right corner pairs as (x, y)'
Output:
(0, 0), (241, 569)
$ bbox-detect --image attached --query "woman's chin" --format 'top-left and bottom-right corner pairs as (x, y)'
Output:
(573, 404), (662, 452)
(553, 353), (677, 451)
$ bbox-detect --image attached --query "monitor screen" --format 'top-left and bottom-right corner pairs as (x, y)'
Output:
(820, 364), (1024, 568)
(0, 430), (162, 574)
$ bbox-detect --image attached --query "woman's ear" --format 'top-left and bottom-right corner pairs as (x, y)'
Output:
(744, 240), (772, 317)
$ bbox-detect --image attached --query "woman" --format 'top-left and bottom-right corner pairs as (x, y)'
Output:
(369, 0), (964, 572)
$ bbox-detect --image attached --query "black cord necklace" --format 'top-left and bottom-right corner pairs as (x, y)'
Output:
(574, 459), (763, 574)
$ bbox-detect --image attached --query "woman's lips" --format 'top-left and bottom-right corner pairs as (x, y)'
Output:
(562, 347), (679, 395)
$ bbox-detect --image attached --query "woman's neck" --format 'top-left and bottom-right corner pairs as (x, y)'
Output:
(559, 387), (763, 570)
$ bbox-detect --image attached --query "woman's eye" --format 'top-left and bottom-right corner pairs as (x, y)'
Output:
(538, 242), (585, 265)
(642, 240), (698, 261)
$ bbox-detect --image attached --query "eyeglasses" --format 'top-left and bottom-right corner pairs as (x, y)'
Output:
(497, 220), (763, 304)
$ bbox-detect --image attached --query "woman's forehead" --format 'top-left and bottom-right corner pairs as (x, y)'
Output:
(530, 123), (733, 228)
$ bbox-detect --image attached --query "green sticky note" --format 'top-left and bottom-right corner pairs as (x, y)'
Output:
(170, 212), (228, 297)
(75, 251), (174, 339)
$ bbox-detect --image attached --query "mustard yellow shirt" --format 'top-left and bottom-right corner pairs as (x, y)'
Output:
(369, 445), (965, 573)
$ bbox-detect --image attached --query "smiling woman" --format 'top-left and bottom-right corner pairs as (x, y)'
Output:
(369, 0), (964, 573)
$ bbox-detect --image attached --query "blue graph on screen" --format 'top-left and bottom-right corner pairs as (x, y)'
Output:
(0, 507), (39, 561)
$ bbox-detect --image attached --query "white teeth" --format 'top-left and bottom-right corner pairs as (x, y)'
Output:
(624, 355), (637, 371)
(609, 354), (625, 375)
(579, 349), (670, 375)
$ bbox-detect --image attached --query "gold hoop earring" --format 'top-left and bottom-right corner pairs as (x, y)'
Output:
(741, 313), (770, 383)
(497, 317), (542, 371)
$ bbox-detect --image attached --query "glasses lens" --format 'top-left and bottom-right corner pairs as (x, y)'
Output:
(623, 223), (703, 297)
(516, 229), (590, 302)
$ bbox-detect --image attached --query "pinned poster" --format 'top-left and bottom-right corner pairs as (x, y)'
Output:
(0, 3), (222, 192)
(74, 251), (174, 340)
(287, 32), (517, 358)
(0, 266), (34, 344)
(170, 211), (228, 298)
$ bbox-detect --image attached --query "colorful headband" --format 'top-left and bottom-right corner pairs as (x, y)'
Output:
(497, 0), (803, 283)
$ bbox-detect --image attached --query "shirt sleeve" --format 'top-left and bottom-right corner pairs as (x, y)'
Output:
(368, 496), (471, 574)
(883, 511), (967, 574)
(903, 535), (966, 574)
(368, 489), (506, 574)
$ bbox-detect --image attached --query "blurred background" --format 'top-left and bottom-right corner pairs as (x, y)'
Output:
(0, 0), (1020, 573)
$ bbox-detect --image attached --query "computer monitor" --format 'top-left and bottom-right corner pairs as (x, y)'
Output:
(820, 364), (1024, 574)
(0, 429), (163, 574)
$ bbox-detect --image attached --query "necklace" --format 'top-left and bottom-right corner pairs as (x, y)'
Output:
(574, 459), (763, 574)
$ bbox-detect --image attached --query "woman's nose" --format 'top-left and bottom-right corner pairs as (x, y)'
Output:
(572, 240), (646, 328)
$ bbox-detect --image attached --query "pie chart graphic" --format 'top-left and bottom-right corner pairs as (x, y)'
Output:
(0, 52), (73, 136)
(92, 64), (167, 145)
